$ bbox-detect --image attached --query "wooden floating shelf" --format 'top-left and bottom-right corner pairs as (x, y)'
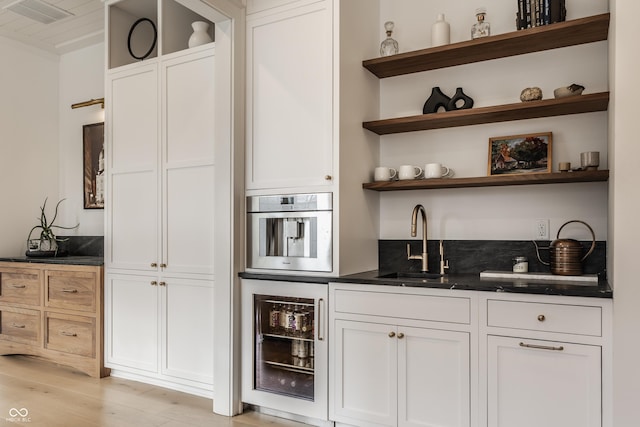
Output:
(362, 92), (609, 135)
(362, 170), (609, 191)
(363, 13), (610, 78)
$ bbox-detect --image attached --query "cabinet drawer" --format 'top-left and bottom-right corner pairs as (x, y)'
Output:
(487, 300), (602, 336)
(45, 271), (96, 312)
(334, 289), (470, 324)
(45, 312), (95, 358)
(0, 306), (40, 344)
(0, 268), (41, 306)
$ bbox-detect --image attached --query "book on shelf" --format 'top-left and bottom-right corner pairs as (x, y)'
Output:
(516, 0), (566, 30)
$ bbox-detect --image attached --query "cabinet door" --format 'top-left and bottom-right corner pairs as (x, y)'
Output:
(398, 327), (470, 427)
(487, 335), (601, 427)
(246, 0), (333, 190)
(332, 319), (397, 427)
(105, 274), (159, 373)
(160, 277), (213, 386)
(161, 48), (215, 276)
(106, 64), (159, 271)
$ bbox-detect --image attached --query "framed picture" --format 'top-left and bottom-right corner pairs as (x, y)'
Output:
(488, 132), (552, 176)
(83, 122), (105, 209)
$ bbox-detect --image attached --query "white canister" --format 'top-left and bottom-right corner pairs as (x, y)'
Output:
(512, 257), (529, 273)
(432, 14), (450, 47)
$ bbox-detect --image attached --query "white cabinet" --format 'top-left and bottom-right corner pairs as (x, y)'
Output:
(334, 320), (470, 427)
(105, 274), (214, 392)
(487, 336), (600, 427)
(105, 0), (216, 396)
(245, 0), (333, 191)
(330, 284), (472, 427)
(481, 296), (612, 427)
(245, 0), (381, 276)
(106, 48), (215, 275)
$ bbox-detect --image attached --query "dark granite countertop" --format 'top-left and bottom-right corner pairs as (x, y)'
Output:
(0, 256), (104, 266)
(239, 270), (612, 298)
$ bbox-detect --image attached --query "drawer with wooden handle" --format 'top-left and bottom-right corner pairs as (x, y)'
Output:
(45, 271), (97, 312)
(0, 268), (41, 306)
(45, 312), (95, 357)
(487, 299), (602, 337)
(0, 307), (40, 344)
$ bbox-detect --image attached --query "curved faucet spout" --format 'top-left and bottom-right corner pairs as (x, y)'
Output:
(408, 204), (429, 272)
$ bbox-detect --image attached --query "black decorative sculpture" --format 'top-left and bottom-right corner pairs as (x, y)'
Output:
(423, 87), (474, 114)
(423, 87), (451, 114)
(447, 87), (474, 110)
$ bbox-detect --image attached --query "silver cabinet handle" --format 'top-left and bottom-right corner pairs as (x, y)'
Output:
(317, 298), (325, 341)
(519, 342), (564, 351)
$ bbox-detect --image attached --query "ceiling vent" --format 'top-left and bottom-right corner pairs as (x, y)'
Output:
(3, 0), (74, 24)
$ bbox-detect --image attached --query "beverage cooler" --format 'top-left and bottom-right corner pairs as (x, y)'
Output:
(241, 279), (328, 421)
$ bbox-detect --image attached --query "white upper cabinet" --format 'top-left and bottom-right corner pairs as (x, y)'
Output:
(107, 64), (159, 271)
(245, 0), (333, 191)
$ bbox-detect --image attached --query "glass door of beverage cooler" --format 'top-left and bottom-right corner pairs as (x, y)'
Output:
(241, 279), (328, 421)
(255, 296), (315, 400)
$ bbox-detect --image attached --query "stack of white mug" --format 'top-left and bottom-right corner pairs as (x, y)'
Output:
(374, 163), (454, 181)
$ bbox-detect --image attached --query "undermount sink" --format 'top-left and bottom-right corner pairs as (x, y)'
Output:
(377, 271), (444, 280)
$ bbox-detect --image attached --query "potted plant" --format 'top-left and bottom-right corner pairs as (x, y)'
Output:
(26, 198), (79, 256)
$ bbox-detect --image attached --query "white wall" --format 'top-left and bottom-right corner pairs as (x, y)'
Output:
(377, 0), (609, 241)
(611, 1), (640, 425)
(58, 43), (106, 236)
(0, 38), (60, 256)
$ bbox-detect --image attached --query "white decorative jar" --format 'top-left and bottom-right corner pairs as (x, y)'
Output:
(432, 14), (450, 47)
(188, 21), (213, 48)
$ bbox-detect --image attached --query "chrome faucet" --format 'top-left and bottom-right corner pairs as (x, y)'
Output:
(407, 204), (428, 272)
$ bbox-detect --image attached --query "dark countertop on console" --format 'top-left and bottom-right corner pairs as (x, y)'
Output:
(0, 256), (104, 266)
(239, 270), (612, 298)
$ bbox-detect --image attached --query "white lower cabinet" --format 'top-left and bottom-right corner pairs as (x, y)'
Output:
(330, 284), (472, 427)
(329, 284), (612, 427)
(487, 335), (601, 427)
(482, 296), (609, 427)
(105, 274), (214, 396)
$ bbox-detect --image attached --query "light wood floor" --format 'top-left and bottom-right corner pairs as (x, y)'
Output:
(0, 355), (309, 427)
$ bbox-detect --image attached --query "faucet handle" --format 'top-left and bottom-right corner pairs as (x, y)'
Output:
(407, 243), (422, 260)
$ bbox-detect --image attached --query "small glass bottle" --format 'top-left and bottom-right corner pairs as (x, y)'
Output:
(380, 21), (399, 57)
(471, 7), (490, 39)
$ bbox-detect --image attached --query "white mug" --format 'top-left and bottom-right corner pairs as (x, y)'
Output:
(374, 167), (397, 181)
(425, 163), (453, 178)
(398, 165), (423, 180)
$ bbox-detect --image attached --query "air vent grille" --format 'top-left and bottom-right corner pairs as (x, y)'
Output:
(3, 0), (74, 24)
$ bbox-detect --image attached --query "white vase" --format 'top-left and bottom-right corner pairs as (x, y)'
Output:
(431, 14), (450, 47)
(188, 21), (212, 48)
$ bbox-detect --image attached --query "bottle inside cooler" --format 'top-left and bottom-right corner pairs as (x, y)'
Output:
(254, 295), (315, 400)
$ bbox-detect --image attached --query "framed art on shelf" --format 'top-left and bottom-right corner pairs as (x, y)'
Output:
(488, 132), (552, 176)
(83, 122), (105, 209)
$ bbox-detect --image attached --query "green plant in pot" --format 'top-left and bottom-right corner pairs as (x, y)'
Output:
(26, 198), (79, 256)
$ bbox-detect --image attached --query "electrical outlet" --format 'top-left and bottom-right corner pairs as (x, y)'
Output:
(535, 219), (550, 240)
